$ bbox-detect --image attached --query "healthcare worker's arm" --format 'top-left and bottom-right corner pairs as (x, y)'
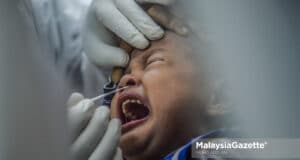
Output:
(83, 0), (188, 68)
(68, 93), (122, 160)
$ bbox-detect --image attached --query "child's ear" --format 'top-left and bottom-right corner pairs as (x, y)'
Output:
(206, 80), (231, 117)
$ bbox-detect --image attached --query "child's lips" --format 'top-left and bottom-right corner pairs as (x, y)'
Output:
(121, 116), (149, 134)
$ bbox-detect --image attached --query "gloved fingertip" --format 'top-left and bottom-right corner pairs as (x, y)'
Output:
(71, 92), (83, 97)
(96, 106), (110, 115)
(82, 99), (96, 112)
(148, 27), (165, 40)
(136, 41), (149, 50)
(93, 107), (110, 124)
(130, 34), (149, 49)
(118, 53), (130, 67)
(68, 92), (84, 107)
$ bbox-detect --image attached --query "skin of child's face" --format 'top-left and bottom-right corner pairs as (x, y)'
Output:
(110, 31), (209, 160)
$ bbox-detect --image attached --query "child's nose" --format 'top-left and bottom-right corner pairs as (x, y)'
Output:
(118, 74), (139, 90)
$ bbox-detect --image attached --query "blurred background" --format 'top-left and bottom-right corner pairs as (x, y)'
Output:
(1, 0), (299, 159)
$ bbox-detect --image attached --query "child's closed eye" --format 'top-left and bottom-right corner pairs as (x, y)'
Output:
(145, 54), (165, 69)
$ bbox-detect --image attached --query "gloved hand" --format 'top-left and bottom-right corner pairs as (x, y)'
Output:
(82, 0), (176, 68)
(67, 92), (122, 160)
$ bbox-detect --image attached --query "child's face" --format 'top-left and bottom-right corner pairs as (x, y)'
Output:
(111, 32), (207, 160)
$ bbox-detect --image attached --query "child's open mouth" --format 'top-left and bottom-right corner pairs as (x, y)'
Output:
(117, 92), (150, 133)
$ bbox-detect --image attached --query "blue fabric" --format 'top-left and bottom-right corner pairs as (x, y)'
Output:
(162, 128), (224, 160)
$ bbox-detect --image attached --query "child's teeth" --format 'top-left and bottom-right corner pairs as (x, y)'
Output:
(124, 99), (130, 105)
(122, 105), (126, 114)
(121, 98), (145, 121)
(122, 99), (143, 107)
(122, 99), (130, 114)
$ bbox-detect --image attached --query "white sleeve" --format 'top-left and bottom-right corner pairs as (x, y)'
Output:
(21, 0), (105, 96)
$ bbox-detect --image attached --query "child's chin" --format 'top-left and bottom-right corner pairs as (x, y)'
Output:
(120, 120), (154, 156)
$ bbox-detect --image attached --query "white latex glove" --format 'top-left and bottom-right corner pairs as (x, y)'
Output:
(67, 93), (123, 160)
(82, 0), (175, 68)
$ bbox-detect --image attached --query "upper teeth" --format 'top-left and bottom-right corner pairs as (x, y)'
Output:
(122, 99), (142, 107)
(122, 99), (142, 116)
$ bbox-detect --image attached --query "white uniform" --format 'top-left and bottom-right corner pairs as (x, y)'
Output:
(21, 0), (105, 97)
